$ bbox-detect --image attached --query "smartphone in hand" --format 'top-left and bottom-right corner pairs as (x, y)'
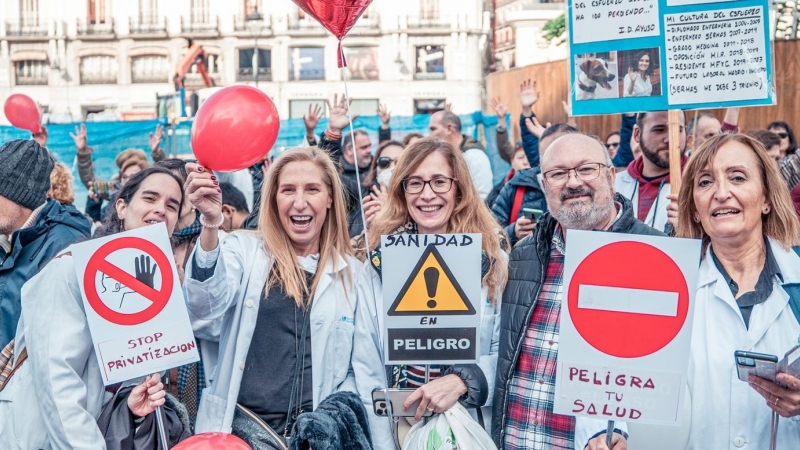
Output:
(522, 208), (543, 223)
(735, 350), (779, 383)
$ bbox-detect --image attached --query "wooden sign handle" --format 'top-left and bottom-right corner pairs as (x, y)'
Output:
(668, 110), (682, 196)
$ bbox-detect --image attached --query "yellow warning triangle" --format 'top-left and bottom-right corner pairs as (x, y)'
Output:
(388, 245), (476, 316)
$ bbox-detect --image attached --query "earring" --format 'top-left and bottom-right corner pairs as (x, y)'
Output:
(693, 215), (700, 223)
(763, 207), (770, 214)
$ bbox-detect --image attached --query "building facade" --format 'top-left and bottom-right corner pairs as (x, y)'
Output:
(492, 0), (566, 72)
(0, 0), (489, 123)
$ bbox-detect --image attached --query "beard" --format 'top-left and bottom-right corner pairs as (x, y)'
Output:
(551, 182), (616, 230)
(640, 139), (671, 169)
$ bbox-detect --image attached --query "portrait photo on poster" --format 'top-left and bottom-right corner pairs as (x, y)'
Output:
(574, 52), (619, 101)
(619, 47), (662, 98)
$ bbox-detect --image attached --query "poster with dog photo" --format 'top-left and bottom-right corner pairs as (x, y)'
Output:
(574, 52), (619, 101)
(618, 48), (662, 98)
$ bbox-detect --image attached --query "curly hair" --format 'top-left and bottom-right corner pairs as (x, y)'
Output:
(47, 163), (75, 205)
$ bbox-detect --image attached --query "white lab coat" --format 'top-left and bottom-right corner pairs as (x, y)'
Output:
(615, 170), (671, 233)
(462, 147), (494, 200)
(686, 239), (800, 448)
(184, 232), (393, 449)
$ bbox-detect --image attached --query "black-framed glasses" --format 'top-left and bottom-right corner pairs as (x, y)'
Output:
(377, 156), (398, 170)
(543, 163), (607, 187)
(401, 177), (456, 194)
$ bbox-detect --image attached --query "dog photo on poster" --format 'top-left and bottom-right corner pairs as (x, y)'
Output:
(574, 52), (620, 101)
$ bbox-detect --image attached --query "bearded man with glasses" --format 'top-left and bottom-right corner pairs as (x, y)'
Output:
(492, 133), (664, 450)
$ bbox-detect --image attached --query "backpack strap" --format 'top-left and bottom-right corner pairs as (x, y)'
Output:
(784, 246), (800, 325)
(509, 185), (526, 225)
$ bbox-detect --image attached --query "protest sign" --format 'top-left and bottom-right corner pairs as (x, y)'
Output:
(554, 231), (701, 425)
(71, 222), (199, 385)
(568, 0), (774, 116)
(380, 234), (482, 365)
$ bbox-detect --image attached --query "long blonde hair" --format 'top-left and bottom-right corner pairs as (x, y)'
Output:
(369, 138), (509, 298)
(676, 133), (800, 250)
(258, 147), (353, 306)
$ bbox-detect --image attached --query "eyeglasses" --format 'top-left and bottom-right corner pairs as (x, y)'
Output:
(402, 177), (456, 194)
(605, 142), (620, 149)
(543, 163), (607, 187)
(377, 156), (398, 170)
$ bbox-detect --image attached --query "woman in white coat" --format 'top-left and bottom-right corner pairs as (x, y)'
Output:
(183, 147), (392, 448)
(623, 50), (653, 97)
(0, 167), (186, 449)
(676, 133), (800, 448)
(358, 138), (509, 431)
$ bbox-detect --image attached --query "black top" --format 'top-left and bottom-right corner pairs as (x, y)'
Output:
(238, 273), (314, 435)
(711, 240), (783, 328)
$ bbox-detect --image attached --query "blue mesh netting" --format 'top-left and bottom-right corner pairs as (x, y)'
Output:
(1, 113), (510, 212)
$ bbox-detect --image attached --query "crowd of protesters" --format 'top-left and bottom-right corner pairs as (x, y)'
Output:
(1, 77), (800, 450)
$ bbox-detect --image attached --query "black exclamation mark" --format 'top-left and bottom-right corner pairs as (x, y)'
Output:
(424, 267), (440, 309)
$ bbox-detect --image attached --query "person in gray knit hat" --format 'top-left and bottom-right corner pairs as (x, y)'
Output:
(0, 139), (92, 348)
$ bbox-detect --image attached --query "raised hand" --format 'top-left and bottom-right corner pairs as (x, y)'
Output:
(628, 67), (637, 82)
(378, 103), (391, 129)
(520, 79), (540, 111)
(149, 125), (164, 154)
(32, 125), (48, 148)
(134, 255), (157, 289)
(326, 93), (358, 134)
(524, 116), (549, 139)
(127, 373), (166, 418)
(490, 97), (508, 119)
(304, 103), (323, 134)
(184, 162), (223, 222)
(70, 123), (89, 154)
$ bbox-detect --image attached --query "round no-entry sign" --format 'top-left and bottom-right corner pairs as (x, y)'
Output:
(567, 241), (689, 358)
(84, 237), (174, 326)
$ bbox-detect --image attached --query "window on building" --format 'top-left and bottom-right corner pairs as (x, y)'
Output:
(139, 0), (158, 22)
(414, 99), (446, 115)
(420, 0), (440, 20)
(343, 47), (379, 81)
(289, 99), (326, 119)
(238, 48), (271, 81)
(415, 45), (444, 80)
(131, 55), (169, 83)
(349, 99), (379, 117)
(244, 0), (261, 15)
(14, 60), (48, 85)
(88, 0), (107, 24)
(20, 0), (40, 26)
(80, 55), (118, 84)
(190, 0), (209, 23)
(289, 47), (325, 81)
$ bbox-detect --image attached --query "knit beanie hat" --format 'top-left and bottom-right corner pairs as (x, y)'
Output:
(0, 139), (55, 210)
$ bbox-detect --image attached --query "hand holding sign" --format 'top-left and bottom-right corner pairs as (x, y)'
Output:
(127, 373), (167, 417)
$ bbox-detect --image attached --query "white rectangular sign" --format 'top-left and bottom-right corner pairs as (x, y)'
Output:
(71, 223), (199, 385)
(554, 231), (701, 425)
(380, 234), (482, 365)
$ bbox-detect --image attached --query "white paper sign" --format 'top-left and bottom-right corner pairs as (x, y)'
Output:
(571, 0), (661, 44)
(664, 5), (769, 105)
(380, 234), (482, 365)
(71, 223), (199, 385)
(554, 231), (701, 425)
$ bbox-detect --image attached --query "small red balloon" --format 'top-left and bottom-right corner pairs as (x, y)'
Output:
(191, 85), (279, 172)
(4, 94), (41, 133)
(291, 0), (374, 66)
(172, 432), (252, 450)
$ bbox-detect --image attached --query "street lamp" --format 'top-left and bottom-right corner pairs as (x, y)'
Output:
(246, 8), (264, 87)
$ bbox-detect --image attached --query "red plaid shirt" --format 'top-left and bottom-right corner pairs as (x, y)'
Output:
(504, 226), (575, 449)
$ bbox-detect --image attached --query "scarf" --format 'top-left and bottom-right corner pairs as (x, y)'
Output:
(172, 212), (202, 246)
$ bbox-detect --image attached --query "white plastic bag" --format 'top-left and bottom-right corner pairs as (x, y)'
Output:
(401, 404), (496, 450)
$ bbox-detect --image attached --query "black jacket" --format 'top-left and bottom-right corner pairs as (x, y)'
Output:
(490, 168), (548, 246)
(491, 193), (664, 446)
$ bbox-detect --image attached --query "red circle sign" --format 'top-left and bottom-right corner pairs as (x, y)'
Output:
(84, 237), (174, 326)
(567, 241), (689, 358)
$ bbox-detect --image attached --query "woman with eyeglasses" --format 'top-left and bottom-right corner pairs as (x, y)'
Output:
(357, 138), (509, 439)
(767, 121), (798, 159)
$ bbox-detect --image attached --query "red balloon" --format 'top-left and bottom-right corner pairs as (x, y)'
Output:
(291, 0), (374, 66)
(191, 85), (279, 172)
(172, 432), (252, 450)
(4, 94), (41, 133)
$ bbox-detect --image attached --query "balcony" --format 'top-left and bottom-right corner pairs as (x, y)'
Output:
(234, 13), (273, 34)
(350, 14), (380, 35)
(15, 62), (49, 85)
(80, 72), (118, 85)
(76, 19), (115, 38)
(129, 15), (168, 36)
(236, 67), (272, 82)
(181, 15), (219, 35)
(5, 18), (49, 37)
(286, 16), (327, 36)
(405, 15), (453, 29)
